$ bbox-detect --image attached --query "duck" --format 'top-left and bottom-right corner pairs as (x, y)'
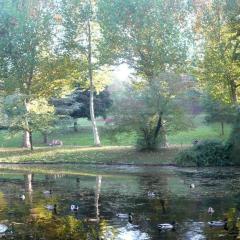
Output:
(19, 194), (25, 200)
(208, 220), (227, 227)
(190, 183), (195, 189)
(157, 221), (176, 230)
(45, 204), (57, 211)
(208, 207), (215, 215)
(147, 191), (156, 197)
(43, 190), (52, 195)
(0, 224), (8, 234)
(116, 213), (133, 222)
(128, 213), (133, 223)
(70, 205), (79, 211)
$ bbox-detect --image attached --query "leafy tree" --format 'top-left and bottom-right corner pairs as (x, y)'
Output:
(52, 88), (112, 132)
(98, 0), (191, 80)
(5, 93), (55, 150)
(58, 0), (110, 146)
(0, 1), (53, 149)
(229, 108), (240, 164)
(195, 0), (240, 104)
(110, 74), (192, 150)
(203, 95), (236, 135)
(0, 1), (72, 149)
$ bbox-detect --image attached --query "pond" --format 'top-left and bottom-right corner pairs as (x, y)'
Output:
(0, 164), (239, 240)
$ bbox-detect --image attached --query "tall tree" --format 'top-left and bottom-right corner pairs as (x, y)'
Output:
(0, 0), (55, 149)
(58, 0), (109, 146)
(0, 0), (72, 149)
(194, 0), (240, 104)
(97, 0), (192, 145)
(203, 95), (236, 135)
(98, 0), (191, 80)
(110, 74), (193, 150)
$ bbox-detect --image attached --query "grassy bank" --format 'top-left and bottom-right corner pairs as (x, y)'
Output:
(0, 115), (232, 165)
(0, 145), (182, 165)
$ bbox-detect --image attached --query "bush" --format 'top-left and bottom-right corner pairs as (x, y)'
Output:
(136, 129), (167, 151)
(228, 110), (240, 164)
(176, 140), (232, 167)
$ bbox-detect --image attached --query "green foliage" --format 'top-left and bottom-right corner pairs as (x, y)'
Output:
(176, 140), (231, 167)
(53, 88), (112, 120)
(110, 74), (193, 150)
(195, 0), (240, 104)
(229, 109), (240, 163)
(98, 0), (191, 78)
(203, 95), (236, 124)
(4, 92), (56, 135)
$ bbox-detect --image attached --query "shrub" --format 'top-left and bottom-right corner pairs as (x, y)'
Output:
(176, 140), (232, 167)
(228, 110), (240, 164)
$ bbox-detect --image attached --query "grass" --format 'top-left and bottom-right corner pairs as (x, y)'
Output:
(0, 146), (181, 165)
(0, 121), (231, 148)
(0, 115), (232, 165)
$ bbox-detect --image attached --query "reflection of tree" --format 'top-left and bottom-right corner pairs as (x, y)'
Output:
(26, 213), (99, 240)
(95, 176), (102, 221)
(24, 173), (33, 203)
(0, 192), (7, 213)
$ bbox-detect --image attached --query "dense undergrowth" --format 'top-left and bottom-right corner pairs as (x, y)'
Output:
(176, 111), (240, 167)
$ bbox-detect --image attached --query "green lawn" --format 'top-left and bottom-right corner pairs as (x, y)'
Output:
(0, 115), (231, 148)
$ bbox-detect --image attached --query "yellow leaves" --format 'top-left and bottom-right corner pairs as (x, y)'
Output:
(28, 98), (54, 114)
(93, 68), (111, 93)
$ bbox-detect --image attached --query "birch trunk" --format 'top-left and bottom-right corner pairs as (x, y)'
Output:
(87, 18), (101, 146)
(23, 130), (31, 148)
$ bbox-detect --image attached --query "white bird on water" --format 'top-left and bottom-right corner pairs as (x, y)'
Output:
(157, 221), (176, 230)
(19, 194), (25, 200)
(190, 183), (195, 189)
(70, 205), (79, 211)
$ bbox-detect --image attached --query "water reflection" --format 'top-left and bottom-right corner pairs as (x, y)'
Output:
(0, 165), (238, 239)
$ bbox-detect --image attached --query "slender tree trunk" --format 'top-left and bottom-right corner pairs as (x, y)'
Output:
(87, 18), (101, 146)
(23, 130), (31, 148)
(23, 97), (32, 149)
(221, 122), (224, 136)
(73, 120), (78, 132)
(153, 112), (163, 147)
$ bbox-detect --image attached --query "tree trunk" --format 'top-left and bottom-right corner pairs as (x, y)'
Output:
(29, 131), (33, 151)
(73, 120), (78, 132)
(153, 112), (163, 146)
(230, 80), (238, 103)
(43, 133), (48, 144)
(23, 130), (31, 148)
(87, 18), (101, 146)
(221, 122), (224, 136)
(23, 98), (31, 149)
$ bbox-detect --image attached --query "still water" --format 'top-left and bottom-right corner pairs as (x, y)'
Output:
(0, 164), (239, 240)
